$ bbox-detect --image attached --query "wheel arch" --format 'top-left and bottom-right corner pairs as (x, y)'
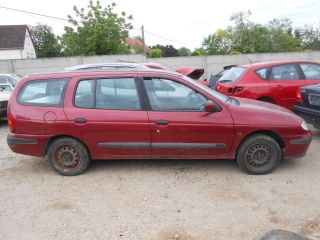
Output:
(257, 96), (276, 104)
(236, 130), (285, 156)
(44, 135), (92, 159)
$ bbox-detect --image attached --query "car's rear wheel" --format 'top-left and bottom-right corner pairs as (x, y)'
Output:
(258, 97), (275, 104)
(236, 134), (281, 174)
(47, 137), (90, 176)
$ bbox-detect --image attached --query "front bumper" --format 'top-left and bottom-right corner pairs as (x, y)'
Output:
(293, 104), (320, 128)
(284, 132), (313, 159)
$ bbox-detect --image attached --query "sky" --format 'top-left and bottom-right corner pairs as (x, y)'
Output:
(0, 0), (320, 50)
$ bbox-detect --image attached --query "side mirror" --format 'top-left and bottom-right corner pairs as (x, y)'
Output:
(204, 100), (217, 112)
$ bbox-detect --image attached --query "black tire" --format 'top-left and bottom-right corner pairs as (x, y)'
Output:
(47, 137), (90, 176)
(258, 97), (275, 104)
(236, 134), (281, 175)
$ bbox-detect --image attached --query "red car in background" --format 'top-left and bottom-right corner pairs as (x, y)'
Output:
(216, 61), (320, 110)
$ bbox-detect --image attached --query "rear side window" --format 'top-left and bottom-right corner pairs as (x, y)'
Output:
(300, 63), (320, 80)
(270, 64), (300, 80)
(255, 68), (269, 80)
(18, 78), (69, 107)
(219, 67), (246, 83)
(74, 77), (141, 110)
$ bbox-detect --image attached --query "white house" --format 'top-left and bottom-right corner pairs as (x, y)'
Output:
(0, 25), (36, 60)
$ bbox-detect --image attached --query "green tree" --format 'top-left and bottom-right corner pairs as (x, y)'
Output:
(229, 10), (254, 53)
(202, 29), (232, 55)
(267, 18), (302, 52)
(150, 48), (162, 58)
(190, 48), (206, 56)
(299, 24), (320, 50)
(29, 23), (61, 58)
(61, 1), (133, 56)
(178, 47), (191, 56)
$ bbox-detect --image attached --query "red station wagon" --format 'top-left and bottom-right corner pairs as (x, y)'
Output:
(216, 61), (320, 110)
(7, 69), (312, 176)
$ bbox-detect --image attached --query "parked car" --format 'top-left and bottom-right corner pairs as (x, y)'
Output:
(216, 61), (320, 110)
(66, 62), (208, 86)
(0, 88), (11, 119)
(177, 68), (208, 86)
(0, 83), (14, 92)
(209, 65), (236, 89)
(0, 74), (21, 87)
(293, 84), (320, 128)
(7, 69), (312, 176)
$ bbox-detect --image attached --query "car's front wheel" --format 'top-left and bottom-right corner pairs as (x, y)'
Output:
(236, 134), (282, 174)
(47, 137), (90, 176)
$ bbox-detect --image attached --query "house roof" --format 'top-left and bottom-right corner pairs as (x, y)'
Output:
(0, 25), (28, 50)
(126, 37), (152, 54)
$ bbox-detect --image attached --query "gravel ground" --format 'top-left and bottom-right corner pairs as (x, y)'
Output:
(0, 121), (320, 240)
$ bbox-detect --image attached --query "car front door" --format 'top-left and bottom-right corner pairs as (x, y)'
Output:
(63, 74), (151, 159)
(141, 75), (234, 156)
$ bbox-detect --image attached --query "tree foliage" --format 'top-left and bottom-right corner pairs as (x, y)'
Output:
(29, 23), (61, 58)
(61, 1), (133, 56)
(178, 47), (191, 56)
(201, 11), (318, 55)
(150, 48), (162, 58)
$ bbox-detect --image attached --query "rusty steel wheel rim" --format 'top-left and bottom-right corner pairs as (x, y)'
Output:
(53, 145), (81, 171)
(246, 143), (272, 168)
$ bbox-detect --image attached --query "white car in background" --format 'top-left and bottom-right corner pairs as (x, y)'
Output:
(0, 87), (11, 119)
(0, 74), (21, 87)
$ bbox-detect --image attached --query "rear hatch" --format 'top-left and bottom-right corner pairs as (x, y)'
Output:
(177, 68), (204, 80)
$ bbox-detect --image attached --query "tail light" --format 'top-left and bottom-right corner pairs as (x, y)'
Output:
(233, 87), (243, 94)
(296, 88), (303, 103)
(7, 110), (15, 133)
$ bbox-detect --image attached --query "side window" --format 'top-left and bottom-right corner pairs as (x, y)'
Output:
(143, 78), (207, 111)
(74, 80), (94, 108)
(270, 64), (300, 80)
(300, 63), (320, 80)
(18, 78), (69, 107)
(0, 76), (9, 84)
(96, 78), (141, 110)
(255, 68), (268, 80)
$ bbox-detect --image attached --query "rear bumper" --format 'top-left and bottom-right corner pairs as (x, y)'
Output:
(7, 133), (51, 157)
(293, 104), (320, 127)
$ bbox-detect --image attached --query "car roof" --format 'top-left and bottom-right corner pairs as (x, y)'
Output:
(241, 60), (320, 69)
(24, 68), (184, 80)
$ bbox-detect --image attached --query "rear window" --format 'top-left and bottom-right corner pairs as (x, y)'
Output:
(18, 78), (69, 107)
(219, 67), (246, 83)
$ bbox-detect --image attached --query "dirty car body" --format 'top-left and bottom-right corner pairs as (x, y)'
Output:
(7, 69), (312, 176)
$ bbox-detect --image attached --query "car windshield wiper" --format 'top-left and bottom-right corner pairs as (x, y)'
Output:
(218, 79), (233, 83)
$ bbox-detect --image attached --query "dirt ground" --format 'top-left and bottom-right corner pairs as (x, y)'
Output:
(0, 121), (320, 240)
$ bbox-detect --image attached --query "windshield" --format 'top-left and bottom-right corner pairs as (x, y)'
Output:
(182, 75), (229, 102)
(219, 67), (246, 83)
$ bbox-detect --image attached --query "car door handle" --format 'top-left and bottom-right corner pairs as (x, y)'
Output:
(155, 119), (169, 125)
(73, 118), (87, 124)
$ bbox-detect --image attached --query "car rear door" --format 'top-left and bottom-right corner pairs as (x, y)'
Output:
(63, 74), (151, 159)
(140, 74), (234, 156)
(268, 63), (308, 109)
